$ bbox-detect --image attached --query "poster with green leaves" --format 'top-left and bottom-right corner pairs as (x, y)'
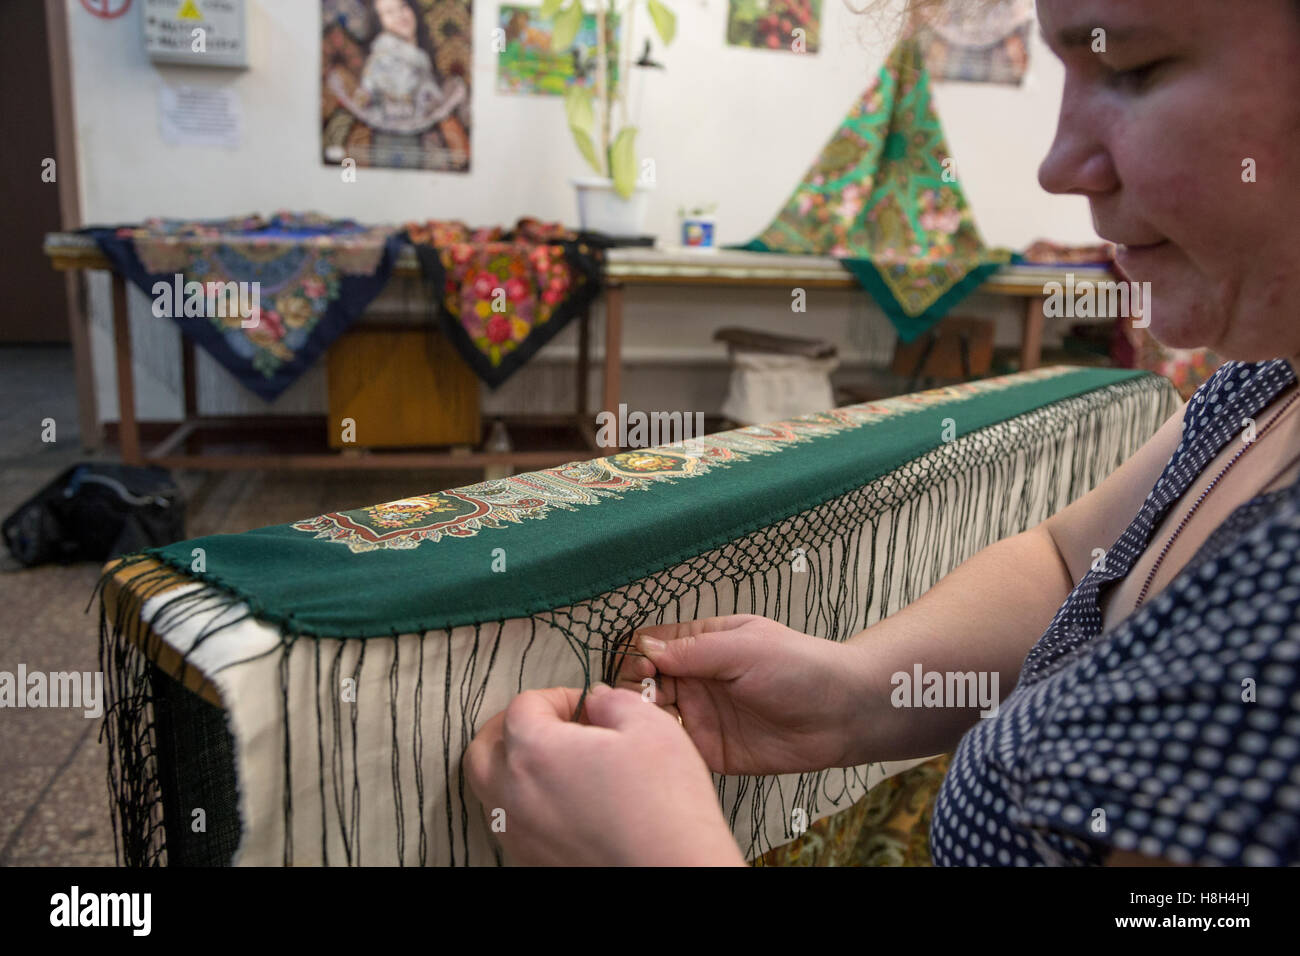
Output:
(726, 0), (821, 54)
(497, 4), (620, 95)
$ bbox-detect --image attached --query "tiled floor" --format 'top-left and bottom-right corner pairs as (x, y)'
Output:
(0, 346), (480, 865)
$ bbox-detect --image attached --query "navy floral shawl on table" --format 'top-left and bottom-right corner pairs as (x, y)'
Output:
(85, 212), (405, 401)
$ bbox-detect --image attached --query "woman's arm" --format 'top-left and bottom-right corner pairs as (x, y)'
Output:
(840, 523), (1075, 763)
(841, 397), (1190, 766)
(623, 399), (1192, 776)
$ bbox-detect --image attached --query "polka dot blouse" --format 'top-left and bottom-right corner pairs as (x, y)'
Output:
(931, 358), (1300, 866)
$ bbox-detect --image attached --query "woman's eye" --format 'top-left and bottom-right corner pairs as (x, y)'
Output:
(1105, 60), (1167, 92)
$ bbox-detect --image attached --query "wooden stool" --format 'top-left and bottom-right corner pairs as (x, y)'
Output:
(839, 316), (994, 404)
(714, 327), (839, 424)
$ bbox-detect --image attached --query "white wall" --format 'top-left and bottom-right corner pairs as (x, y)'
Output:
(65, 0), (1099, 423)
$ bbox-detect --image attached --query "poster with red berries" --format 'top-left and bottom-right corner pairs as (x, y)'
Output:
(726, 0), (820, 54)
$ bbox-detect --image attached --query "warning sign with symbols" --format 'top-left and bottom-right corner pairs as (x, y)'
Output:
(143, 0), (247, 68)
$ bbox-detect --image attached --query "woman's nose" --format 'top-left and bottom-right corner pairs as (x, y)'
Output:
(1037, 92), (1119, 197)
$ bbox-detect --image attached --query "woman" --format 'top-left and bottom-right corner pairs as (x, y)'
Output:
(465, 0), (1300, 866)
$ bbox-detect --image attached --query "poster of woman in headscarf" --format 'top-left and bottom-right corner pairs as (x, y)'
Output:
(322, 0), (472, 172)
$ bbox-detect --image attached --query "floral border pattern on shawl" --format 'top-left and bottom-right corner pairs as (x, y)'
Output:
(291, 367), (1075, 553)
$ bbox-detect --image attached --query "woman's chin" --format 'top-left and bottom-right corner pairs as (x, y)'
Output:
(1145, 320), (1198, 351)
(1141, 298), (1222, 354)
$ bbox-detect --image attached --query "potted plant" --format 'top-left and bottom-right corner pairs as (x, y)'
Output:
(542, 0), (677, 237)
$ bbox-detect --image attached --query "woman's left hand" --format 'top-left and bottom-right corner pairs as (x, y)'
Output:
(464, 682), (747, 866)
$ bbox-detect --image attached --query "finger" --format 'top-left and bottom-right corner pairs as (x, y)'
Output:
(464, 709), (507, 795)
(611, 671), (679, 709)
(633, 614), (763, 645)
(612, 670), (652, 694)
(661, 703), (684, 729)
(633, 616), (760, 681)
(611, 617), (757, 682)
(502, 686), (588, 745)
(582, 682), (676, 732)
(610, 643), (657, 685)
(659, 671), (679, 708)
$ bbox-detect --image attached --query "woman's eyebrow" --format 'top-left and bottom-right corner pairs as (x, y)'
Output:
(1039, 22), (1157, 51)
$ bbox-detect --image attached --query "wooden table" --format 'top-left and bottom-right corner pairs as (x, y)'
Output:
(45, 233), (1096, 471)
(45, 232), (602, 471)
(601, 246), (1090, 415)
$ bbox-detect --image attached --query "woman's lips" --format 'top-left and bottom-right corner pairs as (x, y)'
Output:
(1114, 240), (1171, 281)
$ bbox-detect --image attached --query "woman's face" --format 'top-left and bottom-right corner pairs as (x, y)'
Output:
(376, 0), (417, 43)
(1036, 0), (1300, 361)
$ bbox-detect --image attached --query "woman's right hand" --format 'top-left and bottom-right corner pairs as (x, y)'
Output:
(612, 614), (870, 777)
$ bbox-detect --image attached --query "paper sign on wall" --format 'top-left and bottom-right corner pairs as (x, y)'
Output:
(144, 0), (248, 68)
(159, 84), (243, 147)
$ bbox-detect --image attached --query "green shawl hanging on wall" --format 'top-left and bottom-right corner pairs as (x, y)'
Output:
(733, 39), (1013, 342)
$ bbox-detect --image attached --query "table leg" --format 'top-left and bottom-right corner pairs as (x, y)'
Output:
(576, 302), (590, 417)
(182, 336), (198, 418)
(111, 272), (141, 465)
(64, 271), (100, 451)
(180, 336), (198, 458)
(1020, 295), (1046, 371)
(602, 282), (623, 422)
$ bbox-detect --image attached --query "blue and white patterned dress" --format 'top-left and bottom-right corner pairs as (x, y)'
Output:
(931, 358), (1300, 866)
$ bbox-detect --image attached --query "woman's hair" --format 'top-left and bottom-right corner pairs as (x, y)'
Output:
(848, 0), (1300, 26)
(842, 0), (993, 37)
(843, 0), (947, 11)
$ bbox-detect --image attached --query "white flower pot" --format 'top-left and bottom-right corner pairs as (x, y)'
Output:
(572, 177), (653, 238)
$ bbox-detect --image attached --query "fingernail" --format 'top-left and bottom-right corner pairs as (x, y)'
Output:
(636, 634), (666, 656)
(588, 681), (611, 696)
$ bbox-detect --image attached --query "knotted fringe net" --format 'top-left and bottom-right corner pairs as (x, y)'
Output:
(98, 374), (1178, 866)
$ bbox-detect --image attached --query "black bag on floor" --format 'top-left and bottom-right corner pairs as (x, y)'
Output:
(2, 464), (185, 567)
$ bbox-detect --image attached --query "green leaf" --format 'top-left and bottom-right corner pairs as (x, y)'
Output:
(572, 129), (603, 176)
(565, 87), (603, 174)
(539, 0), (565, 19)
(646, 0), (677, 46)
(551, 2), (584, 52)
(564, 84), (594, 129)
(609, 126), (638, 199)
